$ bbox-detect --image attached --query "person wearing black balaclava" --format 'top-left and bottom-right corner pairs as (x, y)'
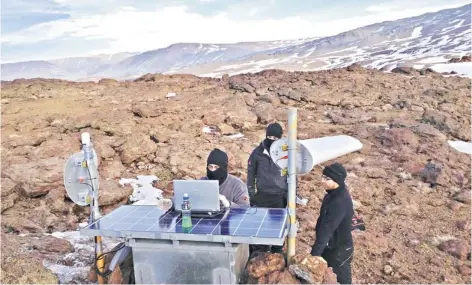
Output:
(247, 122), (288, 255)
(311, 162), (354, 284)
(201, 148), (250, 208)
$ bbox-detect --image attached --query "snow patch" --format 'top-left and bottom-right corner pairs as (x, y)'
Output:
(430, 62), (472, 77)
(411, 26), (423, 38)
(224, 133), (244, 139)
(202, 126), (217, 134)
(119, 175), (163, 205)
(442, 19), (465, 33)
(200, 72), (222, 78)
(43, 231), (121, 284)
(417, 56), (449, 64)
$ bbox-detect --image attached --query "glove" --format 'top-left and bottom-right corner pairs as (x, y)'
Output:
(219, 194), (230, 208)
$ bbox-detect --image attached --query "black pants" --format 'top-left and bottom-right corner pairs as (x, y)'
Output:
(321, 246), (354, 284)
(250, 192), (287, 254)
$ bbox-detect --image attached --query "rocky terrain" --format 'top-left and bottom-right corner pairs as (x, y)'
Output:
(1, 65), (471, 284)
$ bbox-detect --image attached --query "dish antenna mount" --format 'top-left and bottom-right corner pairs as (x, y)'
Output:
(63, 132), (105, 284)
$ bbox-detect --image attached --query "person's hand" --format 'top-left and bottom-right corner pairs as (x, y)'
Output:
(219, 194), (230, 208)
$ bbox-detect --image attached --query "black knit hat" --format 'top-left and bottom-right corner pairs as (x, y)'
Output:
(207, 148), (228, 168)
(266, 122), (283, 138)
(322, 162), (347, 186)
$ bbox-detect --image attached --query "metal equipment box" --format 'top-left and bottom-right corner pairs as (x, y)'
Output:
(129, 238), (249, 284)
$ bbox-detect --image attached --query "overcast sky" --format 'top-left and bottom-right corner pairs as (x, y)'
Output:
(1, 0), (470, 62)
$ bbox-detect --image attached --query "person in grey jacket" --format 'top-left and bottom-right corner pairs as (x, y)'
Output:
(247, 122), (288, 254)
(201, 148), (250, 208)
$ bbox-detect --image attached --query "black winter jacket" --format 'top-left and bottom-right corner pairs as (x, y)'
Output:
(311, 186), (354, 256)
(247, 143), (288, 196)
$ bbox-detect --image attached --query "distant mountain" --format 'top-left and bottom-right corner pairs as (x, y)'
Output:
(1, 4), (470, 81)
(2, 52), (139, 81)
(95, 39), (318, 79)
(189, 4), (471, 77)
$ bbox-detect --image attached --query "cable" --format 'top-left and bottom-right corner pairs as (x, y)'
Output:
(244, 204), (258, 215)
(93, 243), (127, 278)
(80, 182), (94, 189)
(84, 158), (113, 279)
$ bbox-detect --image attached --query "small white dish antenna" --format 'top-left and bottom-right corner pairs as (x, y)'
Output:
(63, 133), (100, 206)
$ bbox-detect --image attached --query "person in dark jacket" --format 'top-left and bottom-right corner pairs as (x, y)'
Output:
(247, 122), (288, 254)
(311, 162), (354, 284)
(247, 122), (288, 206)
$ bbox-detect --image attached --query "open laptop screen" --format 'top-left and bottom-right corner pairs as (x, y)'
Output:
(173, 180), (220, 212)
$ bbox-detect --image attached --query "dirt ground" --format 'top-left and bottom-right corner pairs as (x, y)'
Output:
(1, 66), (470, 283)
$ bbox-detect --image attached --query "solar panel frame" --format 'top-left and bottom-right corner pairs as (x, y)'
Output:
(80, 205), (288, 245)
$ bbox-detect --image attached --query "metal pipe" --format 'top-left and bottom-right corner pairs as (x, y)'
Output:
(286, 108), (298, 264)
(95, 235), (105, 284)
(83, 133), (104, 285)
(89, 157), (104, 284)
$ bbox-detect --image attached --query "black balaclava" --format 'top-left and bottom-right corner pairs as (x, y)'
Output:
(322, 162), (347, 191)
(263, 122), (283, 149)
(206, 148), (229, 185)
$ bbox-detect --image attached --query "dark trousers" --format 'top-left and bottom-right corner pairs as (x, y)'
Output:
(250, 192), (287, 255)
(321, 246), (354, 284)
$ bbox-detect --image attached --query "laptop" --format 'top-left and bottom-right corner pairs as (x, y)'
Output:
(172, 180), (221, 214)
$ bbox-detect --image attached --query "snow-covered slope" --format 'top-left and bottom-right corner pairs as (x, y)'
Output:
(194, 4), (471, 76)
(1, 4), (470, 81)
(96, 40), (317, 78)
(0, 38), (316, 81)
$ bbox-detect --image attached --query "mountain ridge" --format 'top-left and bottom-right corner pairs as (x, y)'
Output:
(1, 4), (470, 81)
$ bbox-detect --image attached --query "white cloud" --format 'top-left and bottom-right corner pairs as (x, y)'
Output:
(2, 6), (314, 53)
(2, 1), (471, 59)
(249, 8), (259, 17)
(365, 0), (470, 13)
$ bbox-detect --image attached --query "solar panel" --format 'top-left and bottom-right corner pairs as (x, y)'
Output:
(80, 205), (288, 245)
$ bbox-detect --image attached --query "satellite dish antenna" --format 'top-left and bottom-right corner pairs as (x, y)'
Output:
(63, 133), (100, 206)
(64, 152), (96, 206)
(448, 140), (472, 155)
(270, 135), (363, 175)
(63, 132), (106, 284)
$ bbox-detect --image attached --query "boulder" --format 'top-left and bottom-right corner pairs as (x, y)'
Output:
(454, 190), (471, 205)
(247, 253), (285, 279)
(100, 159), (127, 179)
(119, 135), (158, 164)
(2, 157), (65, 198)
(257, 269), (300, 284)
(289, 254), (328, 284)
(94, 139), (116, 159)
(98, 179), (133, 206)
(45, 186), (67, 214)
(253, 102), (275, 124)
(438, 239), (470, 260)
(20, 235), (74, 254)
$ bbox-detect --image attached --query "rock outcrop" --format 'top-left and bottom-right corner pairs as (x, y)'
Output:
(1, 67), (470, 283)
